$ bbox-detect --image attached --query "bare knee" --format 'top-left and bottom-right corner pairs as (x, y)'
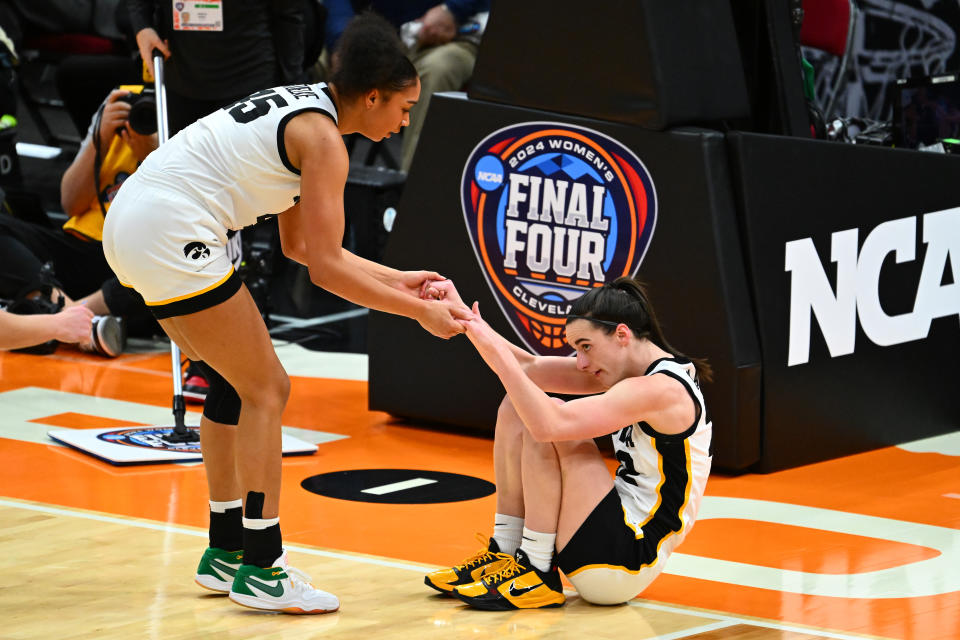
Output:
(496, 395), (524, 438)
(497, 395), (517, 421)
(521, 425), (559, 458)
(498, 394), (566, 435)
(553, 438), (598, 459)
(266, 368), (291, 407)
(236, 367), (289, 414)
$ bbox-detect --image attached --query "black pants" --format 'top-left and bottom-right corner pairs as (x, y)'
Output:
(0, 214), (111, 299)
(0, 214), (159, 335)
(100, 277), (160, 337)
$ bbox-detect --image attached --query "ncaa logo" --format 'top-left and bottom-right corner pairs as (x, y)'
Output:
(461, 122), (657, 355)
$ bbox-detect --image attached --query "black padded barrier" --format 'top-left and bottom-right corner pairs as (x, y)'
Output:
(729, 132), (960, 471)
(728, 0), (811, 137)
(469, 0), (751, 130)
(365, 1), (958, 473)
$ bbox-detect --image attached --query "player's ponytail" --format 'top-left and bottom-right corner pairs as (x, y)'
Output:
(330, 12), (418, 99)
(566, 277), (713, 383)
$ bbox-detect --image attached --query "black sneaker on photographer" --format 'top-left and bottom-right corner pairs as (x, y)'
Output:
(183, 361), (209, 404)
(80, 315), (126, 357)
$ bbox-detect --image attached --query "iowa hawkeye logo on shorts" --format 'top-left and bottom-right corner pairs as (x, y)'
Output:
(461, 123), (657, 355)
(183, 241), (210, 260)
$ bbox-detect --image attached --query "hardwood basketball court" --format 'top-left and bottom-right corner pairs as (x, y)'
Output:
(1, 342), (957, 639)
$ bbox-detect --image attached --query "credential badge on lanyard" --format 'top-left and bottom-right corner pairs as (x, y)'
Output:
(172, 0), (223, 31)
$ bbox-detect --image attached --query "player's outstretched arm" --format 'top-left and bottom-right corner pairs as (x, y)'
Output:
(340, 250), (447, 302)
(284, 112), (471, 338)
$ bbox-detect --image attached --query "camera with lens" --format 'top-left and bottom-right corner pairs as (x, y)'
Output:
(116, 85), (157, 135)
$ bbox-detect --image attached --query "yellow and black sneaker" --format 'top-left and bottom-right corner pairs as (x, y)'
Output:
(453, 549), (565, 610)
(424, 533), (513, 595)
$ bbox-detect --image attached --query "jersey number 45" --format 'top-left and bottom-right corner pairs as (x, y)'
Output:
(226, 89), (288, 124)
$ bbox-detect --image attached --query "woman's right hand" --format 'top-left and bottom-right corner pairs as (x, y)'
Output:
(53, 305), (95, 344)
(421, 278), (464, 306)
(98, 89), (132, 145)
(417, 298), (472, 339)
(135, 27), (171, 78)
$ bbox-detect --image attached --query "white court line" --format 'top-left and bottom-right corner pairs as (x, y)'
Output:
(631, 601), (876, 640)
(39, 354), (173, 378)
(37, 344), (366, 381)
(0, 497), (429, 573)
(944, 493), (960, 500)
(646, 620), (737, 640)
(271, 344), (368, 381)
(362, 478), (437, 495)
(897, 431), (960, 456)
(0, 497), (878, 640)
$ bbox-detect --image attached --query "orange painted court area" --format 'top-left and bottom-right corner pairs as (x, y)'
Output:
(1, 348), (958, 639)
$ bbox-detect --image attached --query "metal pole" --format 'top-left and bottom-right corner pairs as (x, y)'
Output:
(153, 50), (170, 145)
(154, 51), (195, 443)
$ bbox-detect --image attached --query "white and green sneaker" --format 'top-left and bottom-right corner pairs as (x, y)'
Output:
(228, 550), (340, 614)
(195, 547), (244, 593)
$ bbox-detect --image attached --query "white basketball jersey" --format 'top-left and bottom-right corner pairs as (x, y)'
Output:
(135, 83), (339, 230)
(612, 358), (712, 546)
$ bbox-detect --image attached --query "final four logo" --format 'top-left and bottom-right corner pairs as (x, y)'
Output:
(461, 122), (657, 355)
(98, 427), (200, 452)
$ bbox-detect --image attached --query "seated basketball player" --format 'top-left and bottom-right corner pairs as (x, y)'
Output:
(422, 277), (713, 609)
(102, 13), (471, 615)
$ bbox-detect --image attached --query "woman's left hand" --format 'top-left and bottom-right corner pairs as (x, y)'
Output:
(397, 270), (444, 298)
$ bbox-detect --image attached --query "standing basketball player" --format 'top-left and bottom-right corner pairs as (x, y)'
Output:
(102, 14), (470, 614)
(423, 277), (712, 609)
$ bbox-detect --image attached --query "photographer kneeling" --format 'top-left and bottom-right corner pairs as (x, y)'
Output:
(61, 86), (158, 244)
(0, 87), (158, 356)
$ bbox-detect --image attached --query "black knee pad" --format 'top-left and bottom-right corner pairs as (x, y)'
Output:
(194, 360), (242, 425)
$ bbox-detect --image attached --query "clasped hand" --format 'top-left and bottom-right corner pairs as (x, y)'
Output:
(417, 278), (505, 367)
(404, 271), (471, 339)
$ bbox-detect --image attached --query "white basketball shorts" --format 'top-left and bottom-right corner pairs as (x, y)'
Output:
(102, 173), (241, 319)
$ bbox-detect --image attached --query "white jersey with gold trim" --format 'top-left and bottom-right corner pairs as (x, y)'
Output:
(612, 358), (712, 543)
(133, 82), (338, 230)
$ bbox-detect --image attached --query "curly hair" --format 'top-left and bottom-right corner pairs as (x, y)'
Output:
(330, 12), (418, 99)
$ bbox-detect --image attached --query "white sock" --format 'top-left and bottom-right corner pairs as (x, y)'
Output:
(242, 516), (280, 530)
(520, 527), (556, 572)
(209, 499), (242, 513)
(492, 513), (524, 556)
